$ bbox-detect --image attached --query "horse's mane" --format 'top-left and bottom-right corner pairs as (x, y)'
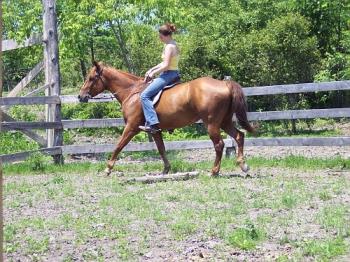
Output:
(103, 64), (142, 82)
(130, 80), (148, 93)
(118, 79), (150, 103)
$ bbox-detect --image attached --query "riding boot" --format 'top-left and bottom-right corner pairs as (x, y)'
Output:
(139, 124), (162, 134)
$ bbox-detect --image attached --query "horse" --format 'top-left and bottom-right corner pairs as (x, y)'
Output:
(78, 61), (255, 176)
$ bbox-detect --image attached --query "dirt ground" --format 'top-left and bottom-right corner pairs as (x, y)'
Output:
(4, 145), (350, 261)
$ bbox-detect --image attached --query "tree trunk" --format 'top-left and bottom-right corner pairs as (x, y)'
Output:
(90, 35), (95, 63)
(108, 19), (134, 73)
(79, 59), (87, 80)
(291, 119), (297, 134)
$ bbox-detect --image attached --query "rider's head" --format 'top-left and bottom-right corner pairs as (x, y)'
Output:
(159, 23), (176, 43)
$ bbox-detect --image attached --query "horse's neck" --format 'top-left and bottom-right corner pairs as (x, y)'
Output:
(105, 68), (141, 103)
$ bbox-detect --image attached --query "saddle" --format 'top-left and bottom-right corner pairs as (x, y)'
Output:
(152, 79), (181, 105)
(126, 77), (181, 106)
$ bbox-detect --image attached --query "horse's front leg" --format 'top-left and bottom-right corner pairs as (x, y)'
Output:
(105, 125), (139, 175)
(152, 131), (171, 174)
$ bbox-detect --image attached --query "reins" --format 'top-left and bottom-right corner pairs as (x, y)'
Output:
(89, 67), (145, 103)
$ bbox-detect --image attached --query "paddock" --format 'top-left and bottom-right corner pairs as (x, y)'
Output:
(2, 0), (350, 260)
(3, 147), (350, 260)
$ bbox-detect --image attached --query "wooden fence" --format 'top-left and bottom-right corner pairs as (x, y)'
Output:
(1, 0), (63, 162)
(1, 80), (350, 163)
(1, 0), (349, 164)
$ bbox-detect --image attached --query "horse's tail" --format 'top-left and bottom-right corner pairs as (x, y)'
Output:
(227, 81), (255, 134)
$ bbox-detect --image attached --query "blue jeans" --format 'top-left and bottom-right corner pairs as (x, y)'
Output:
(140, 70), (180, 126)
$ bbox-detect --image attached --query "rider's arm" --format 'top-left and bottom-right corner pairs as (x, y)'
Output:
(149, 45), (174, 76)
(148, 63), (162, 73)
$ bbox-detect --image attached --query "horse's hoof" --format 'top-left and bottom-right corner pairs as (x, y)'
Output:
(104, 168), (112, 176)
(240, 163), (250, 173)
(162, 167), (170, 175)
(210, 171), (220, 177)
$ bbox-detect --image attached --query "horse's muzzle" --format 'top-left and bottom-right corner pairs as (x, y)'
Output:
(78, 94), (91, 103)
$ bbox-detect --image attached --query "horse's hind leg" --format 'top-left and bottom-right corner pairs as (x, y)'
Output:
(152, 132), (171, 174)
(221, 121), (249, 172)
(105, 125), (139, 175)
(207, 124), (225, 176)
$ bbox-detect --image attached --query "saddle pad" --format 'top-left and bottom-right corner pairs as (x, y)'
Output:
(152, 81), (180, 105)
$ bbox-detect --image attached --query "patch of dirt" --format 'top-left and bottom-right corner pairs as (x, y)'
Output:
(4, 163), (350, 261)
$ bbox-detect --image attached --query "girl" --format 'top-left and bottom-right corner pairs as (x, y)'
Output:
(139, 23), (180, 134)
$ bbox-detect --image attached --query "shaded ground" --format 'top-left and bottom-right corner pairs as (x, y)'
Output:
(4, 162), (350, 261)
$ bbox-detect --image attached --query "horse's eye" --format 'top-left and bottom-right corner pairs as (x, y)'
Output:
(89, 77), (94, 81)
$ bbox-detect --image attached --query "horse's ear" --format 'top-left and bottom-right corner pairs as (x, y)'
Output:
(93, 60), (102, 73)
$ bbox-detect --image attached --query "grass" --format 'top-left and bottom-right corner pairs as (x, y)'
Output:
(302, 238), (347, 260)
(3, 153), (350, 260)
(318, 205), (350, 238)
(227, 222), (266, 250)
(3, 154), (350, 176)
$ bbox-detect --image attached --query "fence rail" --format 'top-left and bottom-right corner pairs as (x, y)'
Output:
(2, 108), (350, 131)
(2, 34), (42, 52)
(59, 80), (350, 104)
(2, 136), (350, 163)
(0, 95), (60, 106)
(1, 80), (350, 163)
(243, 80), (350, 96)
(2, 80), (350, 106)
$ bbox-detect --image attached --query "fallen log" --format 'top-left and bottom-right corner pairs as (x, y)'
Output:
(121, 171), (199, 184)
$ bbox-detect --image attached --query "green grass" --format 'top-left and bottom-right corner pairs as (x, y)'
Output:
(318, 205), (350, 238)
(3, 154), (350, 176)
(302, 238), (347, 260)
(3, 161), (105, 175)
(4, 152), (350, 260)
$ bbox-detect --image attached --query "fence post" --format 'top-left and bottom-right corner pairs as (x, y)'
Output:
(43, 0), (63, 164)
(224, 75), (236, 158)
(0, 2), (4, 261)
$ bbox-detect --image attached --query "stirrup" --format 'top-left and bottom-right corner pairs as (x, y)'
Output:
(138, 125), (162, 134)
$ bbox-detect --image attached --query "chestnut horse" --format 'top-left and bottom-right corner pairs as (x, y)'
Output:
(78, 61), (255, 176)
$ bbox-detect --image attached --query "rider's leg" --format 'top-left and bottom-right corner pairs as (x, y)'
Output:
(140, 71), (180, 131)
(140, 77), (166, 127)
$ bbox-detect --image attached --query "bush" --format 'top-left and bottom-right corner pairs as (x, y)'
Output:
(0, 132), (39, 155)
(27, 152), (51, 172)
(9, 105), (37, 121)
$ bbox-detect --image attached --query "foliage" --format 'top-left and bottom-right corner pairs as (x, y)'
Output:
(0, 132), (39, 155)
(27, 152), (51, 172)
(3, 0), (349, 89)
(2, 0), (350, 140)
(62, 102), (123, 120)
(9, 105), (38, 122)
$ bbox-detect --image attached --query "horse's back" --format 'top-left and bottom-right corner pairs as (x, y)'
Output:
(155, 77), (232, 129)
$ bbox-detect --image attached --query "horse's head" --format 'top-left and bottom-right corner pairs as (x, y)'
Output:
(78, 61), (107, 103)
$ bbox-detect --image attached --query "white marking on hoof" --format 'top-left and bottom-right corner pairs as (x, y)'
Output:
(104, 168), (111, 176)
(240, 163), (250, 173)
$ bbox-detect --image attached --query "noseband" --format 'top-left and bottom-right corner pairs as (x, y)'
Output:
(85, 67), (107, 98)
(92, 67), (106, 86)
(84, 67), (120, 100)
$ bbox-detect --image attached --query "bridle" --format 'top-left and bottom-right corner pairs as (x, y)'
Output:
(92, 67), (106, 86)
(82, 67), (144, 102)
(85, 67), (119, 100)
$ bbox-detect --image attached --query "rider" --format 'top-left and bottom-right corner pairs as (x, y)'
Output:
(139, 23), (180, 134)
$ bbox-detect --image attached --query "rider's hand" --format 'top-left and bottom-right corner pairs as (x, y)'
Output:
(143, 74), (150, 83)
(144, 71), (154, 82)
